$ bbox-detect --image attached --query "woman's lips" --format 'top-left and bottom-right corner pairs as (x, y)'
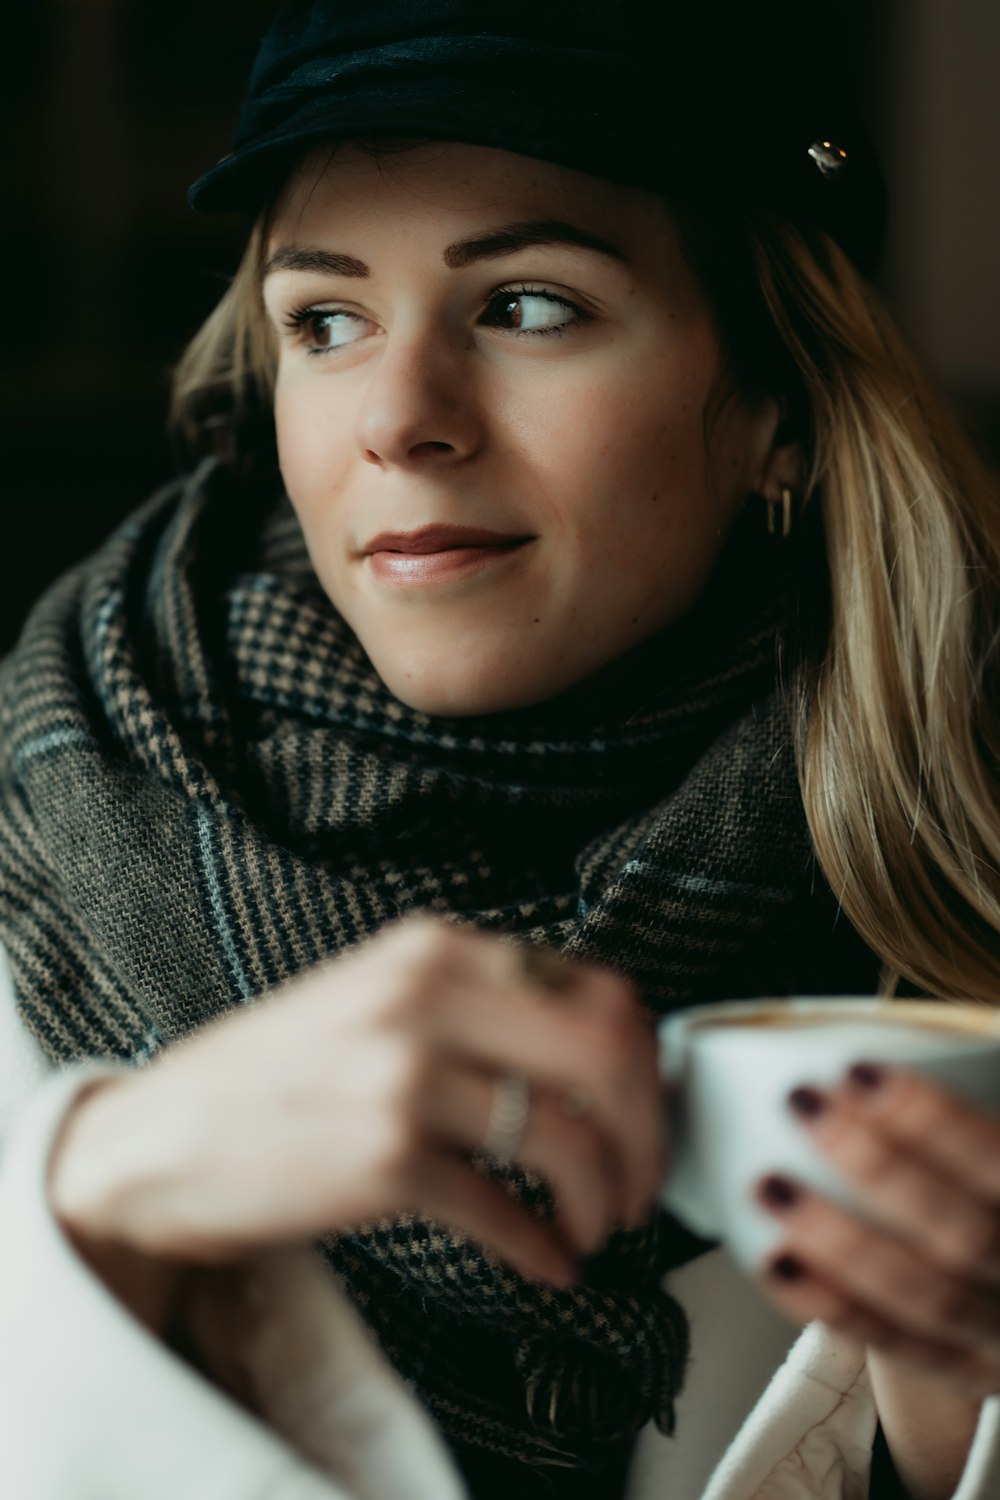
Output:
(362, 524), (534, 587)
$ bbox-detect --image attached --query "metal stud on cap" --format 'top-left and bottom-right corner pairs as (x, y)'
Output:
(808, 139), (849, 177)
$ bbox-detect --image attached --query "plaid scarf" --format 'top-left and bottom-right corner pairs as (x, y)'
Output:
(0, 459), (876, 1495)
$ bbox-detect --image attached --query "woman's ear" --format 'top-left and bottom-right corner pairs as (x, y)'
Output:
(754, 395), (805, 505)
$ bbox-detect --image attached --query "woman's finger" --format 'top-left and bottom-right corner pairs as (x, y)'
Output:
(406, 1142), (579, 1288)
(757, 1176), (1000, 1352)
(834, 1064), (1000, 1205)
(758, 1255), (1000, 1399)
(415, 1056), (622, 1255)
(790, 1088), (1000, 1282)
(412, 926), (665, 1228)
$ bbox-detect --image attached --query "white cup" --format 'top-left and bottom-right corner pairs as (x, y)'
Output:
(657, 996), (1000, 1270)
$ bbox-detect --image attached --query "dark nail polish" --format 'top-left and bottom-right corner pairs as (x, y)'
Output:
(758, 1174), (800, 1210)
(787, 1086), (826, 1119)
(769, 1253), (806, 1282)
(846, 1061), (886, 1092)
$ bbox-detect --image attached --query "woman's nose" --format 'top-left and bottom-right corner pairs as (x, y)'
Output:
(354, 330), (482, 468)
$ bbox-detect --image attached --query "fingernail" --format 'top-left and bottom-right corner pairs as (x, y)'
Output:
(846, 1061), (886, 1092)
(757, 1174), (800, 1211)
(769, 1253), (806, 1282)
(787, 1086), (826, 1119)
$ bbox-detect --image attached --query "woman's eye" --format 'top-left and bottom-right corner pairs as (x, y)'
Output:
(482, 288), (584, 336)
(285, 308), (372, 354)
(283, 286), (585, 355)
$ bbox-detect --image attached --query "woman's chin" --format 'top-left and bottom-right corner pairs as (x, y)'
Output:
(375, 674), (533, 719)
(368, 654), (565, 719)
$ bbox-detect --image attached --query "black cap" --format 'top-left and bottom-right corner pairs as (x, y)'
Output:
(188, 1), (887, 274)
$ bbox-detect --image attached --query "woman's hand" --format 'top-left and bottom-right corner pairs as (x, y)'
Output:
(756, 1063), (1000, 1395)
(48, 916), (665, 1295)
(755, 1064), (1000, 1499)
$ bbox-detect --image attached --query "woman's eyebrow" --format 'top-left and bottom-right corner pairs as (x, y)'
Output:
(443, 219), (627, 269)
(261, 219), (627, 281)
(263, 246), (369, 280)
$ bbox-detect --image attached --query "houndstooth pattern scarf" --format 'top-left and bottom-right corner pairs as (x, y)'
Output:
(0, 459), (876, 1495)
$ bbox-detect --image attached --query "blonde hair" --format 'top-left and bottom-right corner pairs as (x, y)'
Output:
(171, 195), (1000, 1002)
(754, 226), (1000, 1001)
(170, 213), (278, 468)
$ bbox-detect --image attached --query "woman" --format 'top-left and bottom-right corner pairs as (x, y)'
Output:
(1, 3), (999, 1498)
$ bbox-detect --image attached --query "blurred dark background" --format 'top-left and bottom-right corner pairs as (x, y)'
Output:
(2, 0), (998, 654)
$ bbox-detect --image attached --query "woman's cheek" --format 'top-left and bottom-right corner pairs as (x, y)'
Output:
(273, 394), (359, 616)
(275, 380), (349, 518)
(274, 375), (312, 493)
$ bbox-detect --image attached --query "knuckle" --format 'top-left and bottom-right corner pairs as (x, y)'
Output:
(392, 981), (438, 1025)
(591, 1038), (636, 1104)
(926, 1278), (979, 1329)
(586, 1005), (647, 1078)
(598, 973), (645, 1029)
(833, 1126), (897, 1188)
(378, 958), (457, 1028)
(392, 912), (459, 968)
(570, 1020), (611, 1080)
(894, 1075), (953, 1137)
(596, 973), (636, 1016)
(936, 1212), (1000, 1272)
(821, 1219), (869, 1268)
(369, 981), (415, 1027)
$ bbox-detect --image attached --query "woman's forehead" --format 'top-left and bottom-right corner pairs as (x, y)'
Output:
(268, 139), (677, 269)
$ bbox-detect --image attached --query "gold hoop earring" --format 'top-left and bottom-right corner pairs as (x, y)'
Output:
(766, 486), (794, 539)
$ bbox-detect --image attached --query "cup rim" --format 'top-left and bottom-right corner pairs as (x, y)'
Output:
(661, 995), (1000, 1045)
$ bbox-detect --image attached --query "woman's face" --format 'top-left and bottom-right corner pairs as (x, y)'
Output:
(263, 142), (790, 715)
